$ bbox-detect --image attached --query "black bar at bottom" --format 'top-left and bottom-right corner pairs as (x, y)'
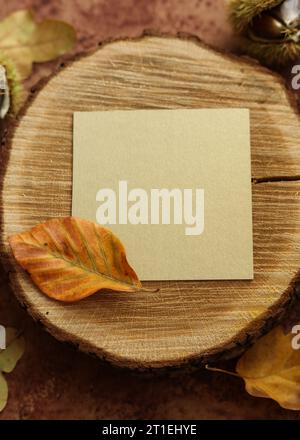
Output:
(0, 420), (298, 438)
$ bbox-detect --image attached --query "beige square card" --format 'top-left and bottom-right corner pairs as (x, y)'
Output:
(72, 109), (253, 280)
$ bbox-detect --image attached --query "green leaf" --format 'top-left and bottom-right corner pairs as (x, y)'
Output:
(0, 9), (76, 79)
(0, 372), (8, 412)
(0, 327), (25, 373)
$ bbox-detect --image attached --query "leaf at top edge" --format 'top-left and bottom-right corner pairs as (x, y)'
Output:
(236, 325), (300, 410)
(0, 328), (25, 373)
(0, 9), (76, 79)
(0, 10), (36, 41)
(25, 20), (76, 63)
(9, 217), (142, 302)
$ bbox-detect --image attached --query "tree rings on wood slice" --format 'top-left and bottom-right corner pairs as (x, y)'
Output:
(1, 36), (300, 368)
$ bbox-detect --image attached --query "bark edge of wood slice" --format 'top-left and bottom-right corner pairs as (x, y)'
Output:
(1, 35), (300, 369)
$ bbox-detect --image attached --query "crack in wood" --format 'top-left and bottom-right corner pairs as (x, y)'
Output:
(253, 176), (300, 184)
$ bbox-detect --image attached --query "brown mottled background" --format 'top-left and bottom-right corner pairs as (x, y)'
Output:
(0, 0), (300, 420)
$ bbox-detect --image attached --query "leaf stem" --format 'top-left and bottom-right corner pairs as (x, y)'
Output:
(205, 364), (240, 378)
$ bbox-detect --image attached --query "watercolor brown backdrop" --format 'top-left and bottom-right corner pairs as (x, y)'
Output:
(0, 0), (300, 419)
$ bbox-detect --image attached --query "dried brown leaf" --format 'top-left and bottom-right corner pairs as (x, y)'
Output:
(9, 217), (142, 302)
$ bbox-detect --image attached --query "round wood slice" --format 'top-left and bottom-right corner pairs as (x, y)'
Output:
(1, 36), (300, 369)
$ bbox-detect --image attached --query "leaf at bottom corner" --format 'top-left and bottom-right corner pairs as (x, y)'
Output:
(0, 372), (8, 412)
(236, 325), (300, 410)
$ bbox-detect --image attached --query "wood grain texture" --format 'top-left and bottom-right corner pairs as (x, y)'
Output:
(1, 36), (300, 368)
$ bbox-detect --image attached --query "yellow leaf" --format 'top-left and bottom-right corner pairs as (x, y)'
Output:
(237, 326), (300, 410)
(0, 328), (25, 373)
(0, 372), (8, 413)
(0, 327), (25, 414)
(9, 217), (142, 302)
(0, 9), (76, 79)
(24, 20), (76, 63)
(0, 10), (36, 40)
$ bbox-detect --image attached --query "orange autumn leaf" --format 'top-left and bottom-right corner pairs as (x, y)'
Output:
(9, 217), (141, 302)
